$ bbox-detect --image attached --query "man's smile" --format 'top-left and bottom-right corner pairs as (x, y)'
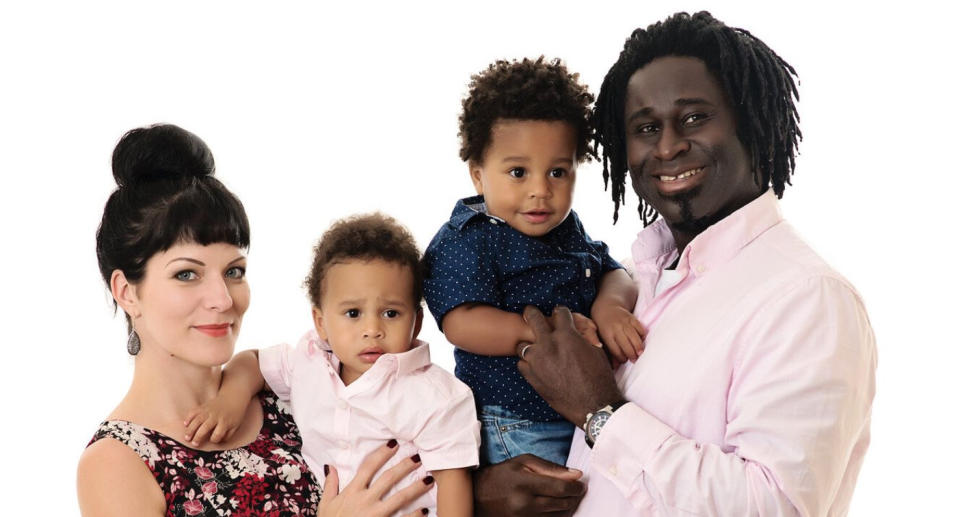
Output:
(649, 165), (708, 196)
(656, 166), (704, 182)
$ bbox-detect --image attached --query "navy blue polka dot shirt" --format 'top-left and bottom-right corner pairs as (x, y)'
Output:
(423, 195), (623, 421)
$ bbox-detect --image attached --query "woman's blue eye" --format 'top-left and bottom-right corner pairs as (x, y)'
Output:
(508, 168), (526, 178)
(383, 309), (399, 318)
(346, 309), (360, 318)
(225, 266), (246, 279)
(549, 168), (566, 178)
(175, 270), (198, 281)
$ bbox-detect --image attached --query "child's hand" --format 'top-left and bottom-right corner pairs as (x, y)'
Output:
(570, 312), (602, 348)
(592, 304), (646, 364)
(183, 394), (248, 447)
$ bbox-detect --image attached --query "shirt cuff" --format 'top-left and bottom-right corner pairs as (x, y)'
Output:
(258, 344), (292, 400)
(431, 297), (501, 332)
(591, 403), (674, 491)
(420, 421), (481, 472)
(601, 255), (625, 273)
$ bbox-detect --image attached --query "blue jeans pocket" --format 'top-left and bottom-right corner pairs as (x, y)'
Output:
(479, 405), (574, 466)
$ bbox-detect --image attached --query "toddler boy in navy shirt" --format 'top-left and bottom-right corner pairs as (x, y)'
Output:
(423, 57), (644, 466)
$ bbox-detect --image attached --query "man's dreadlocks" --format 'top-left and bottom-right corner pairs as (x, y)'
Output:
(594, 11), (801, 224)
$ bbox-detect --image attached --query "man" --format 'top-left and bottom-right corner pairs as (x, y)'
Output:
(474, 12), (876, 516)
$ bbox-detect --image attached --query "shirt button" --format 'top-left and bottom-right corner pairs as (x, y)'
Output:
(696, 265), (706, 273)
(337, 400), (347, 410)
(489, 218), (498, 224)
(609, 465), (618, 475)
(585, 268), (591, 278)
(339, 441), (349, 449)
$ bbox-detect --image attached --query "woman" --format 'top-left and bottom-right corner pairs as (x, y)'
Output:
(77, 124), (430, 516)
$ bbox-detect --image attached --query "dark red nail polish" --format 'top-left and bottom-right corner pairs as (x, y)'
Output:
(387, 439), (398, 448)
(323, 464), (329, 476)
(422, 475), (434, 485)
(410, 453), (421, 463)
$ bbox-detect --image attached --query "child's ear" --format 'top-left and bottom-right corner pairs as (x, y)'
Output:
(110, 269), (141, 320)
(312, 307), (328, 342)
(469, 161), (484, 195)
(412, 307), (424, 340)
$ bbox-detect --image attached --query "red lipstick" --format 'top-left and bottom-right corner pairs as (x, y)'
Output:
(194, 324), (231, 337)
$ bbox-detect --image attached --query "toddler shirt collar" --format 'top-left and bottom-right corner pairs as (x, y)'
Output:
(446, 194), (578, 242)
(449, 194), (496, 230)
(302, 329), (431, 379)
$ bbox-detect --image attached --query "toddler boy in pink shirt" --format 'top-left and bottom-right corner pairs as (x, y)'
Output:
(184, 213), (480, 517)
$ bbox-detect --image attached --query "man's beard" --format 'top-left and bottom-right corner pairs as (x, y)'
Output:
(663, 186), (716, 235)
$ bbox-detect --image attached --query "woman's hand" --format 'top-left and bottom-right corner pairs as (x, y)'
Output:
(317, 440), (433, 517)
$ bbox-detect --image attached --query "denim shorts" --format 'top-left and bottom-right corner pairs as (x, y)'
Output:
(478, 405), (574, 466)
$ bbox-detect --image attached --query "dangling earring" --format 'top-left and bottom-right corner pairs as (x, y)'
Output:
(127, 330), (141, 355)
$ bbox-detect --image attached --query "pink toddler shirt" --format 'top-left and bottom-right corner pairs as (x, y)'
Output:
(259, 330), (480, 514)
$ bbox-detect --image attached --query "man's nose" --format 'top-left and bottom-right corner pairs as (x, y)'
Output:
(653, 125), (690, 161)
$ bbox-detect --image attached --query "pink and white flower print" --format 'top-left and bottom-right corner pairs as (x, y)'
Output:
(88, 392), (320, 516)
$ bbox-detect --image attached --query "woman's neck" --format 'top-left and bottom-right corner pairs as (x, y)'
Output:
(116, 345), (223, 426)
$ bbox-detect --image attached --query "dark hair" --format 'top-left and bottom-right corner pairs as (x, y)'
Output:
(96, 124), (250, 318)
(459, 56), (595, 164)
(305, 213), (423, 309)
(594, 11), (801, 224)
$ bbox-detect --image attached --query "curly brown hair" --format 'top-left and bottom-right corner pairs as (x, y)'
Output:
(304, 213), (423, 308)
(458, 56), (595, 164)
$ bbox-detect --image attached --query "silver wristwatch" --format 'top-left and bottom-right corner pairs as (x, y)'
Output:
(584, 400), (627, 448)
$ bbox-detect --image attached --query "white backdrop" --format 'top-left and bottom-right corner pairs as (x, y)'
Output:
(1, 1), (956, 514)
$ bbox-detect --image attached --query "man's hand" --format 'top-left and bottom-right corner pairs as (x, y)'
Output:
(517, 305), (625, 426)
(571, 312), (602, 347)
(474, 454), (585, 516)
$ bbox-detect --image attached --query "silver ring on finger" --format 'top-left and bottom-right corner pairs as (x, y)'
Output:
(519, 343), (534, 360)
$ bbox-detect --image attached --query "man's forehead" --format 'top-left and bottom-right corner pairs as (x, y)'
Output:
(626, 56), (726, 107)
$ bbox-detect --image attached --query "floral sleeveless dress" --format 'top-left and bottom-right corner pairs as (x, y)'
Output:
(88, 391), (321, 516)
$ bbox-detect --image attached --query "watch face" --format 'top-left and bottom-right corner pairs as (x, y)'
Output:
(588, 411), (611, 442)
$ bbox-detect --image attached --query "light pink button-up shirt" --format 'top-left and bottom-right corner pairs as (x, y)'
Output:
(568, 191), (876, 516)
(260, 331), (480, 514)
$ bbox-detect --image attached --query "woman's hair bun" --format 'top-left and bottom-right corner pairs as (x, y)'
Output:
(111, 124), (215, 187)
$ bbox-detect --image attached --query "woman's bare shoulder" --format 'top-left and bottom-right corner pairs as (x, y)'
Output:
(77, 438), (165, 517)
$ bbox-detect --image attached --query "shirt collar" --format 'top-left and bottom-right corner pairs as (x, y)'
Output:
(391, 339), (432, 376)
(302, 330), (432, 377)
(447, 194), (578, 241)
(632, 189), (783, 278)
(449, 195), (499, 230)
